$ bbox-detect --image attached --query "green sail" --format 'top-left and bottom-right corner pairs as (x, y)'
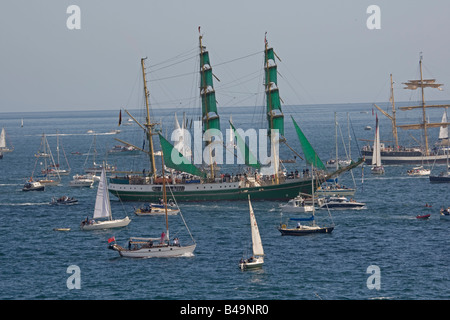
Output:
(229, 121), (261, 169)
(291, 116), (326, 170)
(265, 46), (284, 136)
(200, 50), (220, 132)
(159, 134), (206, 178)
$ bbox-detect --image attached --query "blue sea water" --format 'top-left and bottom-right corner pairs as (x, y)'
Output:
(0, 103), (449, 301)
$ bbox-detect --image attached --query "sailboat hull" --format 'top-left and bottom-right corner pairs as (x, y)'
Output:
(109, 178), (314, 202)
(278, 225), (334, 236)
(80, 216), (130, 230)
(362, 151), (449, 165)
(239, 257), (264, 270)
(110, 243), (196, 258)
(429, 174), (450, 183)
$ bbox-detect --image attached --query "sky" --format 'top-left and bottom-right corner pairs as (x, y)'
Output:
(1, 0), (450, 113)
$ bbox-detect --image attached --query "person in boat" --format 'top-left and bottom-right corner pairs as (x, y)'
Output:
(297, 222), (302, 229)
(173, 237), (179, 246)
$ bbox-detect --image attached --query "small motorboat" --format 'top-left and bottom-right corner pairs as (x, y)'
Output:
(440, 208), (450, 220)
(280, 195), (314, 213)
(53, 228), (71, 231)
(134, 201), (179, 216)
(50, 196), (78, 205)
(407, 166), (430, 176)
(22, 180), (45, 191)
(69, 174), (94, 187)
(416, 214), (431, 220)
(319, 196), (366, 210)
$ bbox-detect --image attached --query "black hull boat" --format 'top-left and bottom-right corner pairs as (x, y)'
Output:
(278, 224), (334, 236)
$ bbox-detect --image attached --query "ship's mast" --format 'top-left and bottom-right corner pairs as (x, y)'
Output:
(390, 74), (399, 149)
(141, 58), (157, 177)
(264, 34), (281, 184)
(400, 54), (450, 156)
(198, 29), (221, 180)
(419, 55), (429, 155)
(373, 74), (399, 150)
(199, 33), (213, 179)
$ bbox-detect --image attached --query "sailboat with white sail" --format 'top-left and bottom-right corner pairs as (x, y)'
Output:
(0, 128), (14, 155)
(371, 115), (385, 174)
(239, 195), (264, 270)
(80, 166), (130, 230)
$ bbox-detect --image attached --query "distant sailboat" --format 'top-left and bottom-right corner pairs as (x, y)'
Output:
(80, 166), (130, 230)
(437, 109), (449, 146)
(0, 128), (14, 156)
(371, 115), (385, 174)
(239, 196), (264, 270)
(32, 133), (61, 186)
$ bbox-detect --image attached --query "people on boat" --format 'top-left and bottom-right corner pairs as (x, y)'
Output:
(173, 237), (179, 246)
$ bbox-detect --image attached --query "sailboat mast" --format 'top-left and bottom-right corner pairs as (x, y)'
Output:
(390, 74), (399, 149)
(419, 55), (430, 156)
(334, 112), (338, 171)
(160, 148), (169, 241)
(141, 58), (157, 177)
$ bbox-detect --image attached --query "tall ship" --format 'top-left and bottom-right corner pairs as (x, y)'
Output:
(108, 31), (362, 202)
(362, 56), (450, 165)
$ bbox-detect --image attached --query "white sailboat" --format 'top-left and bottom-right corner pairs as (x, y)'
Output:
(437, 109), (449, 145)
(0, 128), (14, 154)
(371, 115), (385, 174)
(108, 144), (196, 258)
(239, 195), (264, 270)
(80, 166), (130, 230)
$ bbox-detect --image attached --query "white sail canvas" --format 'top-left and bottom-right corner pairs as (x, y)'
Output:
(93, 168), (111, 220)
(249, 198), (264, 257)
(0, 128), (6, 148)
(439, 110), (448, 140)
(372, 116), (382, 167)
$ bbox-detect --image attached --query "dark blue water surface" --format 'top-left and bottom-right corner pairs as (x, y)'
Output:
(0, 104), (448, 300)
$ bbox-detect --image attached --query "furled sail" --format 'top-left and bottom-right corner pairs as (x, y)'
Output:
(199, 36), (220, 132)
(159, 134), (206, 178)
(264, 39), (284, 137)
(291, 116), (326, 170)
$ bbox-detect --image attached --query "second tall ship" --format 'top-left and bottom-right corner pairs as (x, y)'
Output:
(362, 56), (450, 165)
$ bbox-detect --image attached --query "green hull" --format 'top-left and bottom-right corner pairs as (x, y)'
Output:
(108, 178), (313, 202)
